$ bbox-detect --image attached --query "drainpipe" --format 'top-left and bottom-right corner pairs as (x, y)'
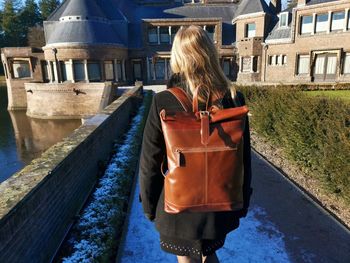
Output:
(51, 48), (61, 83)
(263, 44), (268, 82)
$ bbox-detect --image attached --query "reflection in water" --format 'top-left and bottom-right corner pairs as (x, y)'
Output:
(0, 87), (81, 183)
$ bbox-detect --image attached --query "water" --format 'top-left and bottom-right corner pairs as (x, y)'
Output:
(0, 86), (82, 183)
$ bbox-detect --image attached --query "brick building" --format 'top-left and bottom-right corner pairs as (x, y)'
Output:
(1, 0), (350, 112)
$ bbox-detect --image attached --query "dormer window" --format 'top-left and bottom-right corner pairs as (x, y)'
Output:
(279, 12), (288, 27)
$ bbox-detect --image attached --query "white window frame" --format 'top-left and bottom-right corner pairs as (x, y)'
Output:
(301, 15), (313, 34)
(343, 53), (350, 74)
(297, 55), (310, 75)
(331, 11), (345, 32)
(315, 13), (329, 33)
(279, 12), (289, 28)
(246, 23), (256, 38)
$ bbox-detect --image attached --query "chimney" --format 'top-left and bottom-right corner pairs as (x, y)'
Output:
(269, 0), (281, 14)
(298, 0), (307, 6)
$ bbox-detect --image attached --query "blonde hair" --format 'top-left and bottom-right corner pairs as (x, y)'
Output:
(170, 25), (236, 104)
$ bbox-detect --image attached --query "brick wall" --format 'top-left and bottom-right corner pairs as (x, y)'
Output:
(25, 82), (115, 119)
(0, 85), (142, 263)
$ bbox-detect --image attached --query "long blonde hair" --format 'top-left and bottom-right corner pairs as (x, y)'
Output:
(170, 25), (236, 104)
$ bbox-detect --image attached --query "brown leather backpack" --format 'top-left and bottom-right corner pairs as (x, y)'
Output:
(160, 87), (249, 214)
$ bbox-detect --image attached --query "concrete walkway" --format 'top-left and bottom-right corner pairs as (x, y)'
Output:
(117, 150), (350, 263)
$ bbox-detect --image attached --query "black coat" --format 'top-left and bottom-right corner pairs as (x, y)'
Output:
(139, 88), (253, 240)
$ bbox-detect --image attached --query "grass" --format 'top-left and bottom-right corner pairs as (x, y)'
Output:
(303, 90), (350, 102)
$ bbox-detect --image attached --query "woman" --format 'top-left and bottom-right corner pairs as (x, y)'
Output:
(139, 25), (253, 263)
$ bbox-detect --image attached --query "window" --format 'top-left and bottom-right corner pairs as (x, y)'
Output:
(279, 13), (288, 27)
(133, 61), (142, 80)
(316, 13), (328, 33)
(41, 61), (49, 82)
(314, 55), (325, 75)
(331, 11), (345, 31)
(148, 27), (158, 44)
(160, 27), (170, 43)
(297, 55), (310, 75)
(60, 61), (73, 82)
(223, 60), (230, 76)
(205, 25), (215, 41)
(87, 61), (101, 82)
(167, 59), (172, 79)
(73, 60), (85, 81)
(326, 55), (337, 75)
(3, 62), (8, 79)
(116, 61), (123, 81)
(301, 15), (313, 34)
(252, 56), (258, 72)
(241, 57), (251, 72)
(282, 55), (287, 65)
(245, 23), (256, 38)
(171, 26), (179, 43)
(104, 61), (114, 80)
(344, 53), (350, 74)
(268, 56), (273, 65)
(277, 55), (282, 65)
(12, 60), (31, 78)
(155, 59), (165, 80)
(50, 61), (56, 81)
(274, 55), (278, 65)
(348, 10), (350, 30)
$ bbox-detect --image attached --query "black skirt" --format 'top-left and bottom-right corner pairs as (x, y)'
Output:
(160, 234), (226, 260)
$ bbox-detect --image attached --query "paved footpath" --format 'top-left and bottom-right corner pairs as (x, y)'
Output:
(116, 150), (350, 263)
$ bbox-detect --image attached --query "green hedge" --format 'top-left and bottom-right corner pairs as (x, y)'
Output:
(237, 85), (350, 204)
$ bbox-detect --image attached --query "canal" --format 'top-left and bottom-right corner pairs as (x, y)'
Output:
(0, 86), (82, 183)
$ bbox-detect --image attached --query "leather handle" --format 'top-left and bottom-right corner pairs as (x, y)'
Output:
(200, 111), (210, 145)
(192, 87), (199, 112)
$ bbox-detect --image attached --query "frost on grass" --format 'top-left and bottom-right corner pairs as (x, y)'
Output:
(62, 103), (146, 263)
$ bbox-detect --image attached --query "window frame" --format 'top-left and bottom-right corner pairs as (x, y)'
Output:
(331, 11), (345, 32)
(87, 61), (102, 82)
(315, 13), (329, 34)
(104, 60), (114, 81)
(10, 59), (32, 79)
(159, 27), (170, 44)
(73, 60), (86, 82)
(300, 15), (313, 35)
(245, 23), (256, 38)
(279, 12), (289, 28)
(148, 26), (158, 44)
(297, 54), (310, 75)
(343, 52), (350, 74)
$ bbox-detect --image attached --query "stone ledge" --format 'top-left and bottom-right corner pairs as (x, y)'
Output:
(0, 85), (142, 262)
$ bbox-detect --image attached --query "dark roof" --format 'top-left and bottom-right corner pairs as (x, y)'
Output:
(45, 20), (125, 46)
(265, 13), (292, 41)
(60, 0), (106, 19)
(44, 0), (275, 48)
(306, 0), (339, 5)
(233, 0), (271, 19)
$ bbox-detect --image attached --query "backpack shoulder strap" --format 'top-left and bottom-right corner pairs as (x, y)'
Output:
(230, 86), (242, 107)
(167, 87), (192, 112)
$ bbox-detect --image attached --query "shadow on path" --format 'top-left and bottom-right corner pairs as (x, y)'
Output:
(117, 150), (350, 263)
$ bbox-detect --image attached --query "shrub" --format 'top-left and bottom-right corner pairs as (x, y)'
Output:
(237, 85), (350, 204)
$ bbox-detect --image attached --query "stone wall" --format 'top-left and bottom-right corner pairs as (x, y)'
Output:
(1, 47), (45, 110)
(25, 82), (116, 119)
(0, 85), (143, 263)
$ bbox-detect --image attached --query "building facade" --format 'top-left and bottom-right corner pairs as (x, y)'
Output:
(1, 0), (350, 113)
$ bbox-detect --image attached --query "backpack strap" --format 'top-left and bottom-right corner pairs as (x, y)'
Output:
(167, 87), (192, 112)
(230, 86), (242, 107)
